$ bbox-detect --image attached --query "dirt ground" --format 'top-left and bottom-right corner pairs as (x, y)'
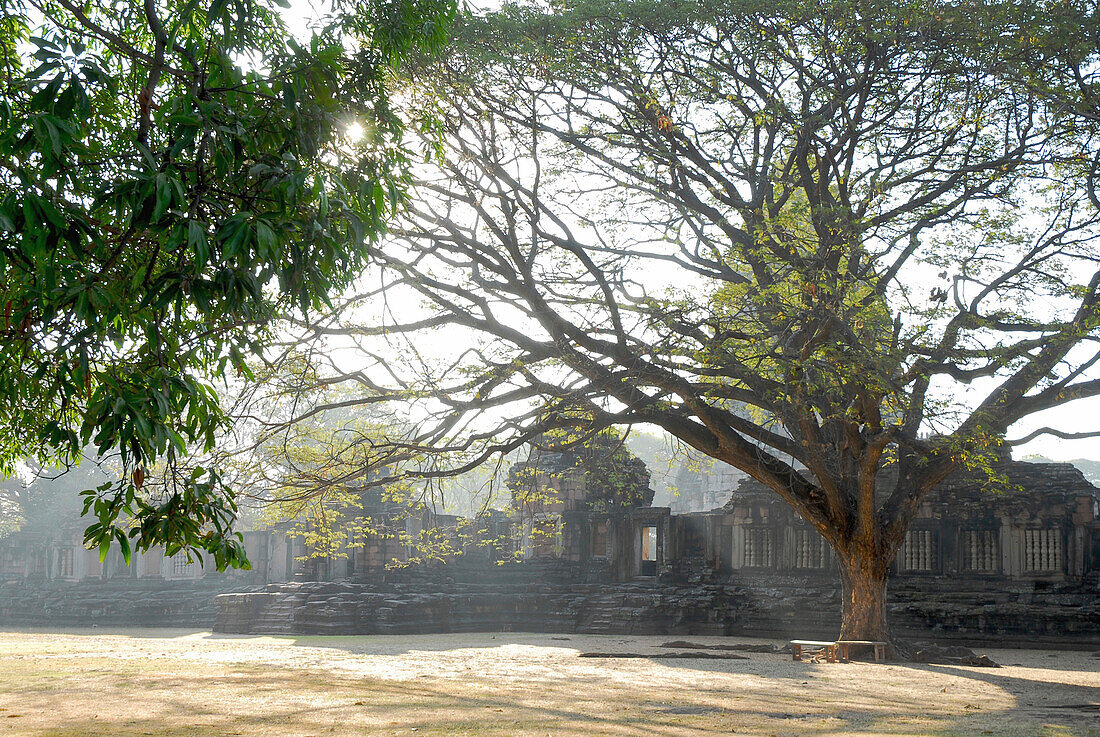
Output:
(0, 629), (1096, 737)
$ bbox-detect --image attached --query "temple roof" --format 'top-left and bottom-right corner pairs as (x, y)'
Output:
(722, 460), (1100, 514)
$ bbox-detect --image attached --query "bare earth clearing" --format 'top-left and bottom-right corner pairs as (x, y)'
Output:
(0, 629), (1096, 737)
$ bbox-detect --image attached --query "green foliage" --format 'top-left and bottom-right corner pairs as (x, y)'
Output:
(234, 353), (435, 565)
(0, 0), (454, 569)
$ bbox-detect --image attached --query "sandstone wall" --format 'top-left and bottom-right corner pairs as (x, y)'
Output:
(213, 567), (1100, 647)
(0, 578), (247, 628)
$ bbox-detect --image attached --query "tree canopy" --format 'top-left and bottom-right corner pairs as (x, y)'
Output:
(268, 0), (1100, 641)
(0, 0), (454, 568)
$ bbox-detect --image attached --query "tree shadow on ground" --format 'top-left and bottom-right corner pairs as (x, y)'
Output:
(896, 661), (1100, 726)
(5, 630), (1095, 736)
(254, 631), (1097, 734)
(10, 666), (1061, 737)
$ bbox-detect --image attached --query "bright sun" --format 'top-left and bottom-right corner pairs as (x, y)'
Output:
(346, 122), (365, 142)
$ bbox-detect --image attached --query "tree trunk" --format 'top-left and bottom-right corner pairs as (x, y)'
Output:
(837, 549), (891, 643)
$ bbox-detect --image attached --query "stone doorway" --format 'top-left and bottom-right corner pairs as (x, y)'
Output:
(639, 526), (658, 576)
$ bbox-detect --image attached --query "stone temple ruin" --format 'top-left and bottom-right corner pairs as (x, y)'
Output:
(1, 449), (1098, 645)
(219, 450), (1098, 644)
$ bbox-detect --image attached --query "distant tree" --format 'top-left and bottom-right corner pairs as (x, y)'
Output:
(623, 431), (682, 506)
(0, 0), (454, 567)
(220, 351), (475, 566)
(0, 476), (24, 539)
(0, 453), (113, 540)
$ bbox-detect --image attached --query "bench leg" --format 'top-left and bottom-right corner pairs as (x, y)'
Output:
(838, 643), (849, 662)
(826, 644), (837, 663)
(874, 644), (885, 663)
(793, 644), (801, 662)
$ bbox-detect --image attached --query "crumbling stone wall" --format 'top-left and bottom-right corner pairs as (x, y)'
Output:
(213, 562), (1099, 646)
(7, 459), (1099, 646)
(0, 577), (245, 627)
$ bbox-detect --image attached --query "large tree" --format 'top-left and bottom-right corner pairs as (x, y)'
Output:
(0, 0), (453, 567)
(269, 0), (1100, 644)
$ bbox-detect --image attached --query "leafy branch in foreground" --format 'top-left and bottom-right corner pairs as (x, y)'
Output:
(0, 0), (454, 568)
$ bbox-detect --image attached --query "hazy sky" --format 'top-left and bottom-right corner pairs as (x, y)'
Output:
(1006, 397), (1100, 461)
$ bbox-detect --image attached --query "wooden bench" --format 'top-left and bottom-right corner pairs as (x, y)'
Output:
(835, 640), (887, 663)
(790, 640), (838, 663)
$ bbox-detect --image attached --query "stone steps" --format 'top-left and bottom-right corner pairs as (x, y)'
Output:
(250, 597), (303, 634)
